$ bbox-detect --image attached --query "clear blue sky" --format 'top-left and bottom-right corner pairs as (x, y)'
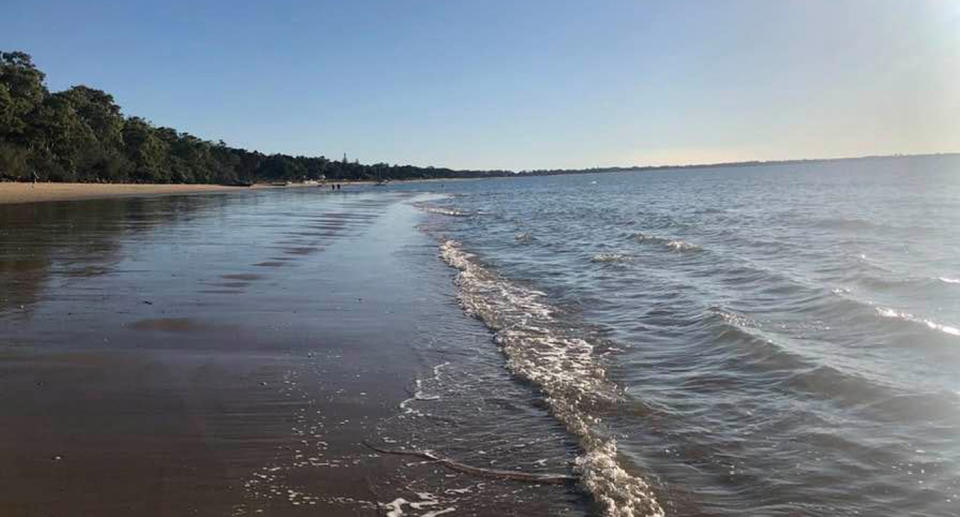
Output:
(3, 0), (958, 170)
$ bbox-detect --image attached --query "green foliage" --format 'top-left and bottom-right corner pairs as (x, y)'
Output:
(0, 50), (509, 184)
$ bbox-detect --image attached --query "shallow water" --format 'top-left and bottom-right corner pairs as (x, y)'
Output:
(400, 155), (960, 516)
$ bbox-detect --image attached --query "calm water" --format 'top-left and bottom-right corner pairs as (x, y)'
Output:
(400, 155), (960, 516)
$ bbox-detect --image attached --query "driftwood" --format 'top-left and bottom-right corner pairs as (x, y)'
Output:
(363, 441), (578, 485)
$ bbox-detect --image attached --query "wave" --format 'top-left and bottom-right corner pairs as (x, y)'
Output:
(809, 216), (886, 232)
(412, 200), (473, 217)
(630, 232), (702, 253)
(425, 206), (471, 217)
(854, 253), (894, 273)
(591, 253), (632, 264)
(875, 307), (960, 337)
(439, 240), (663, 517)
(820, 290), (960, 352)
(665, 240), (701, 252)
(708, 306), (758, 329)
(847, 273), (960, 297)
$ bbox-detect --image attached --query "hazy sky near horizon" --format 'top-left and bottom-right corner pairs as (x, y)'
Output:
(3, 0), (958, 170)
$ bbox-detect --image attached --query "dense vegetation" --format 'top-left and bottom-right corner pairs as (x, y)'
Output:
(0, 51), (509, 184)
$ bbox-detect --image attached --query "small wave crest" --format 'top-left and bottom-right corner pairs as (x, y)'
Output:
(708, 306), (758, 328)
(440, 240), (663, 517)
(876, 307), (960, 337)
(665, 240), (701, 252)
(938, 276), (960, 284)
(631, 232), (702, 253)
(427, 207), (471, 217)
(591, 253), (632, 264)
(413, 201), (473, 217)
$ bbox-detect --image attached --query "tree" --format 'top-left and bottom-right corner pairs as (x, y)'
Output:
(122, 117), (168, 182)
(0, 50), (509, 184)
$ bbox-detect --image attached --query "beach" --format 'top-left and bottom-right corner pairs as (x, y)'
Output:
(0, 180), (459, 206)
(0, 182), (259, 205)
(3, 157), (959, 516)
(0, 187), (586, 516)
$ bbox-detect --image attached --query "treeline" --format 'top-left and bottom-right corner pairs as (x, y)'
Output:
(0, 51), (510, 184)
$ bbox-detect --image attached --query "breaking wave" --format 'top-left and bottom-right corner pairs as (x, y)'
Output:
(631, 232), (702, 253)
(439, 240), (664, 517)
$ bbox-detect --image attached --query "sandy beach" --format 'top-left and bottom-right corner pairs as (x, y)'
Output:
(0, 187), (583, 516)
(0, 182), (259, 205)
(0, 180), (455, 205)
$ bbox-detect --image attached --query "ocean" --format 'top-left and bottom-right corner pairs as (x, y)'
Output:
(398, 154), (960, 516)
(1, 154), (957, 516)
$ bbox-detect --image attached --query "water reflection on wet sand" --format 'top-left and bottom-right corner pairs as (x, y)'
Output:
(0, 190), (495, 516)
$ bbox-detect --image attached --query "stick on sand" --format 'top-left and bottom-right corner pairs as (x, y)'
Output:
(363, 441), (578, 485)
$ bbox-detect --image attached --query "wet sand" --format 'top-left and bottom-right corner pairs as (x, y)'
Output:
(0, 189), (585, 516)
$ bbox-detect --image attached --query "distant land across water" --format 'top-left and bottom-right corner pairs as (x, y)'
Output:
(517, 152), (960, 176)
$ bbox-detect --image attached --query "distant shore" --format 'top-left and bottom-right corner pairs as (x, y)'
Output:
(0, 180), (384, 205)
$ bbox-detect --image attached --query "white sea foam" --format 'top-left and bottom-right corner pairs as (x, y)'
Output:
(399, 377), (441, 416)
(591, 253), (632, 263)
(631, 232), (702, 253)
(384, 498), (407, 516)
(440, 239), (664, 517)
(425, 206), (471, 217)
(876, 307), (960, 337)
(381, 492), (454, 517)
(711, 306), (757, 328)
(938, 276), (960, 284)
(665, 239), (701, 252)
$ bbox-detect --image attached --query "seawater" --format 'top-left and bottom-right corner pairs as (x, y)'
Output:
(400, 155), (960, 516)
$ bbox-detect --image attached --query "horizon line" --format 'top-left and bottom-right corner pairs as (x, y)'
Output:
(513, 151), (960, 175)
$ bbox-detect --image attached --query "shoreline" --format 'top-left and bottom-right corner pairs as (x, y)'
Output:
(0, 178), (474, 205)
(0, 187), (583, 516)
(0, 182), (258, 205)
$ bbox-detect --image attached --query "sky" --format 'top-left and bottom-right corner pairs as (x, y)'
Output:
(2, 0), (958, 170)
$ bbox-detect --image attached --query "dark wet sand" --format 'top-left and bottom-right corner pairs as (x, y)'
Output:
(0, 190), (585, 516)
(0, 193), (410, 515)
